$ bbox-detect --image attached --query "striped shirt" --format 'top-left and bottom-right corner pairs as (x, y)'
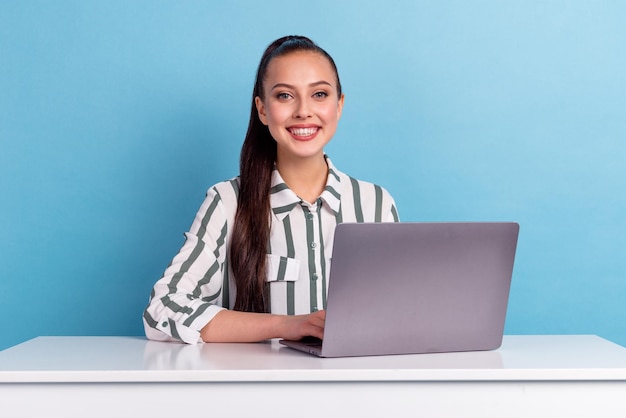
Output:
(143, 158), (399, 343)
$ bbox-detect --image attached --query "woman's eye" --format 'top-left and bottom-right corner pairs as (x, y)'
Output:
(313, 91), (328, 99)
(276, 92), (292, 100)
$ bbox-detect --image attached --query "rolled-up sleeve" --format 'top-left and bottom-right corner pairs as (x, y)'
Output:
(143, 185), (233, 344)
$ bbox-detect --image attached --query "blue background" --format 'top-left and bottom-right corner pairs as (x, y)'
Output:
(1, 1), (624, 350)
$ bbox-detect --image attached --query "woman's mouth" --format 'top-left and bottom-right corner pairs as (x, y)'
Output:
(288, 126), (319, 139)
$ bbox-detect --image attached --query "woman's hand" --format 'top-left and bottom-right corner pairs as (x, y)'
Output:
(278, 310), (326, 341)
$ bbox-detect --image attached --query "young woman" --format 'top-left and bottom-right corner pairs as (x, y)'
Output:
(143, 36), (399, 344)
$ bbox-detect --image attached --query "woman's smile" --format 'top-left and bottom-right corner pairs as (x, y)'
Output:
(288, 125), (320, 140)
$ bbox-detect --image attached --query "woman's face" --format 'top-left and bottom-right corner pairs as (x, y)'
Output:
(255, 51), (344, 164)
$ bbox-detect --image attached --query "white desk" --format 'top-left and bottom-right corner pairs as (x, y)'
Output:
(1, 335), (626, 417)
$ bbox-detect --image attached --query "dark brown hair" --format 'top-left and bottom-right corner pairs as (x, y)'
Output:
(230, 35), (342, 313)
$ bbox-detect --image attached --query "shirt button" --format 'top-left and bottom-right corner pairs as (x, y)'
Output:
(161, 321), (168, 328)
(307, 213), (314, 220)
(312, 274), (318, 281)
(312, 307), (318, 312)
(310, 242), (317, 249)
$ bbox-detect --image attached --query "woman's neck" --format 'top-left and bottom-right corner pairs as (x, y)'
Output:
(276, 155), (328, 204)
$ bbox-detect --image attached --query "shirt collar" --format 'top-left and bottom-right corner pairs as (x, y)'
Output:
(270, 157), (342, 221)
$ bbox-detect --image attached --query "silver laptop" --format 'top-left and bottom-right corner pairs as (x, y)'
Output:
(280, 222), (519, 358)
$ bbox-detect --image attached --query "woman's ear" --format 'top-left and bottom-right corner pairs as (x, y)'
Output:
(337, 93), (345, 120)
(255, 96), (268, 126)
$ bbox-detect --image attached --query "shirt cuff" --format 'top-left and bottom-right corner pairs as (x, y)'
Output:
(153, 305), (226, 344)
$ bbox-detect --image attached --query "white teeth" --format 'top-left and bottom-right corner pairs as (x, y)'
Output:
(290, 127), (317, 137)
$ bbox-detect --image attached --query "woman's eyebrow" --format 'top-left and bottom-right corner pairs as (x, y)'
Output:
(270, 81), (333, 91)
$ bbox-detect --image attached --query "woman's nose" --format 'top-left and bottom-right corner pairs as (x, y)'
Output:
(293, 98), (312, 119)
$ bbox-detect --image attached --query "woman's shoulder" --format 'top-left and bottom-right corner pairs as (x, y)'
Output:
(209, 177), (241, 197)
(327, 158), (399, 221)
(189, 177), (240, 231)
(201, 177), (241, 211)
(328, 160), (393, 198)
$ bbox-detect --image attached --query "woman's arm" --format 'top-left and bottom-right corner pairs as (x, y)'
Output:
(200, 309), (326, 343)
(144, 184), (236, 344)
